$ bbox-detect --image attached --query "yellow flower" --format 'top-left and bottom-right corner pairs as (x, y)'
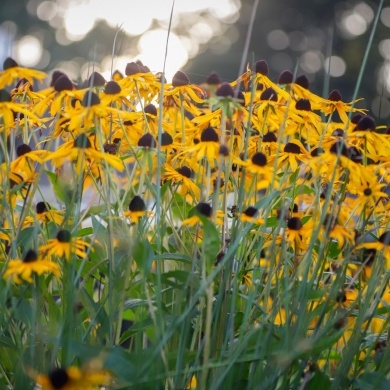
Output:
(10, 143), (49, 181)
(238, 206), (264, 224)
(45, 133), (124, 173)
(39, 230), (91, 261)
(0, 57), (46, 88)
(3, 249), (60, 284)
(237, 152), (275, 191)
(162, 164), (200, 201)
(276, 139), (311, 172)
(176, 126), (221, 167)
(124, 195), (150, 224)
(119, 61), (161, 103)
(164, 70), (205, 105)
(0, 89), (41, 132)
(311, 89), (366, 124)
(284, 216), (313, 252)
(182, 202), (222, 227)
(34, 365), (111, 390)
(357, 231), (390, 269)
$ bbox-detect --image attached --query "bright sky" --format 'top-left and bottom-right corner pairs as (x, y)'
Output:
(7, 0), (240, 81)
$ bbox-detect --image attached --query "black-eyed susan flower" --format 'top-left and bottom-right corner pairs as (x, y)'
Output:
(62, 90), (133, 135)
(34, 365), (111, 390)
(100, 80), (135, 110)
(357, 231), (390, 269)
(39, 230), (90, 261)
(319, 213), (356, 249)
(348, 172), (389, 212)
(23, 201), (64, 228)
(34, 73), (81, 117)
(276, 140), (311, 172)
(164, 70), (205, 105)
(45, 133), (124, 173)
(0, 57), (46, 88)
(182, 202), (214, 227)
(284, 216), (313, 252)
(118, 61), (160, 103)
(124, 195), (150, 224)
(177, 126), (221, 167)
(238, 152), (275, 191)
(10, 143), (49, 181)
(3, 249), (60, 284)
(311, 89), (366, 124)
(239, 206), (264, 224)
(0, 88), (41, 132)
(162, 163), (200, 201)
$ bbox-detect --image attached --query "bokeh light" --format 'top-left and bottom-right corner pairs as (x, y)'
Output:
(324, 56), (346, 78)
(15, 35), (42, 67)
(20, 0), (240, 80)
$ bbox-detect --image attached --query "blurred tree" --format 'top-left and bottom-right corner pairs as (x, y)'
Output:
(1, 0), (389, 119)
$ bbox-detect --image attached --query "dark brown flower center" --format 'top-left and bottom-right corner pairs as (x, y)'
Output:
(177, 166), (192, 178)
(172, 70), (190, 87)
(161, 132), (173, 146)
(48, 368), (69, 388)
(260, 87), (277, 102)
(295, 74), (309, 89)
(16, 144), (32, 157)
(81, 91), (100, 107)
(201, 126), (219, 142)
(284, 143), (301, 154)
(251, 152), (267, 167)
(378, 231), (390, 246)
(125, 62), (141, 76)
(263, 132), (277, 143)
(278, 70), (293, 84)
(57, 230), (71, 243)
(88, 71), (105, 87)
(206, 71), (221, 85)
(295, 98), (311, 111)
(129, 195), (146, 212)
(36, 201), (50, 214)
(363, 188), (372, 196)
(243, 206), (258, 217)
(23, 249), (38, 263)
(328, 89), (342, 102)
(195, 202), (212, 217)
(144, 104), (157, 116)
(104, 81), (121, 95)
(253, 60), (269, 75)
(54, 75), (73, 92)
(216, 82), (234, 97)
(287, 217), (303, 230)
(138, 133), (156, 148)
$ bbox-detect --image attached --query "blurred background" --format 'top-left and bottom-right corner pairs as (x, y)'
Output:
(1, 0), (390, 119)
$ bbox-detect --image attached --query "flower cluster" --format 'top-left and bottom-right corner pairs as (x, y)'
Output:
(1, 55), (390, 387)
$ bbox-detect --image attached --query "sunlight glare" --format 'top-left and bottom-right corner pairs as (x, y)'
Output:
(16, 35), (42, 67)
(138, 29), (188, 80)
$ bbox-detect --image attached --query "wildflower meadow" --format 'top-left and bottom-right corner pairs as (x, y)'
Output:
(1, 4), (390, 389)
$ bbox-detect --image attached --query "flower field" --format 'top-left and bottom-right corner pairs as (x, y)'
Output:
(0, 47), (390, 389)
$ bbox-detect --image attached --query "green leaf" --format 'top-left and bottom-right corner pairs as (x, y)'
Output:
(17, 227), (36, 249)
(123, 299), (150, 311)
(198, 214), (220, 272)
(77, 227), (93, 237)
(133, 239), (155, 272)
(45, 169), (72, 203)
(305, 371), (332, 390)
(354, 372), (390, 390)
